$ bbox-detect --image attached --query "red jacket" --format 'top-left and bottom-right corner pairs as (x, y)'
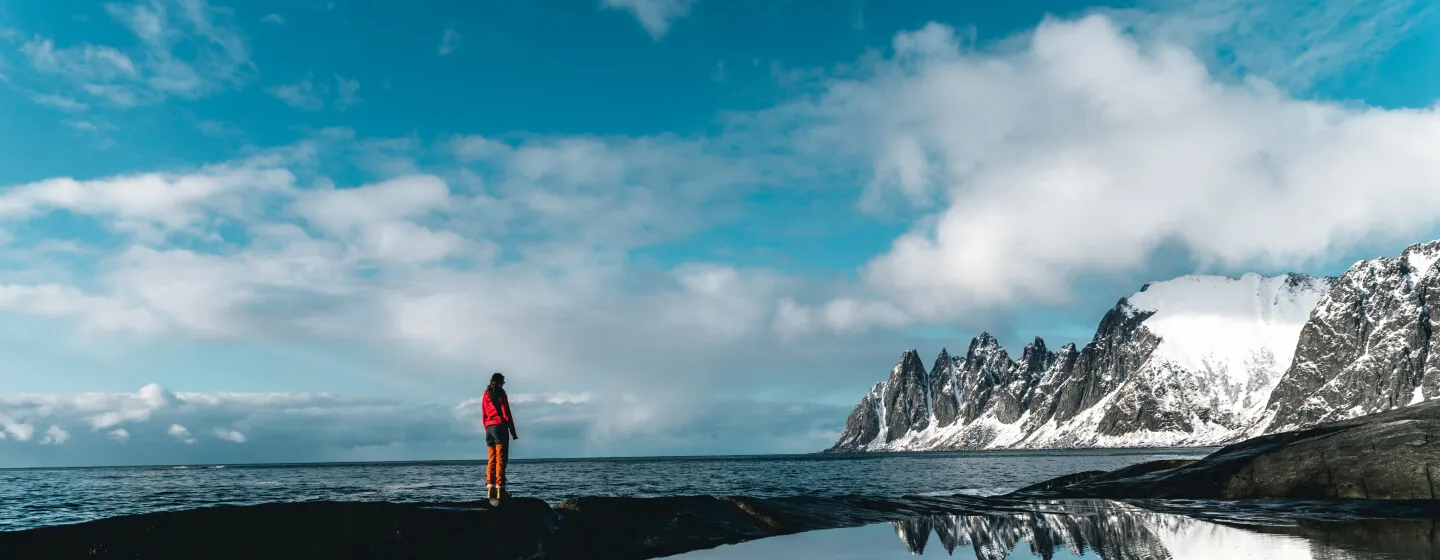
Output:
(482, 390), (514, 429)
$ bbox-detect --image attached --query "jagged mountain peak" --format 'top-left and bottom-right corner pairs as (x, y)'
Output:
(1400, 240), (1440, 278)
(897, 349), (924, 367)
(966, 332), (1007, 356)
(1020, 337), (1048, 358)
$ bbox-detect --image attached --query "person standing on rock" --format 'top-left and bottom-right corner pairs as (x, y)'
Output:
(483, 372), (519, 501)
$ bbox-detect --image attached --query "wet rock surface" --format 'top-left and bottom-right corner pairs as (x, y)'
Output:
(1012, 399), (1440, 500)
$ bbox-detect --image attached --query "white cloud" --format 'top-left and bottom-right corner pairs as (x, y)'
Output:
(0, 284), (162, 334)
(108, 428), (131, 442)
(64, 119), (118, 134)
(290, 174), (473, 263)
(506, 393), (594, 405)
(267, 75), (360, 111)
(212, 428), (246, 443)
(760, 15), (1440, 327)
(167, 424), (196, 444)
(438, 28), (461, 55)
(31, 93), (88, 112)
(20, 38), (139, 81)
(267, 78), (324, 111)
(0, 164), (296, 233)
(40, 425), (70, 445)
(1, 417), (34, 441)
(601, 0), (697, 40)
(260, 13), (285, 25)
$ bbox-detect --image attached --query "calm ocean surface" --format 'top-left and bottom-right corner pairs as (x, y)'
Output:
(0, 448), (1213, 532)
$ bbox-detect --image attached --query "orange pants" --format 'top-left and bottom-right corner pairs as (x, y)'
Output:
(487, 443), (509, 485)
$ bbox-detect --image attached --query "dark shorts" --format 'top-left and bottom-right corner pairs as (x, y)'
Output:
(485, 424), (510, 447)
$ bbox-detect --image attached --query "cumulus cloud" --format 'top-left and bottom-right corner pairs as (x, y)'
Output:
(760, 14), (1440, 328)
(0, 163), (295, 235)
(167, 424), (197, 444)
(1, 417), (35, 441)
(601, 0), (697, 40)
(40, 425), (70, 445)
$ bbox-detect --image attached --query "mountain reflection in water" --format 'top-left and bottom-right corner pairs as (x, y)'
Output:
(676, 499), (1434, 559)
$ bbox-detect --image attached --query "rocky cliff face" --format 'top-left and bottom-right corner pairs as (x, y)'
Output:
(1263, 240), (1440, 433)
(829, 270), (1336, 452)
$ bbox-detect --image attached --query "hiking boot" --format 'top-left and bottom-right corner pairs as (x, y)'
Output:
(485, 484), (496, 500)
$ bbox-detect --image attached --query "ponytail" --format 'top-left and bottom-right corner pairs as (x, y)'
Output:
(486, 373), (506, 412)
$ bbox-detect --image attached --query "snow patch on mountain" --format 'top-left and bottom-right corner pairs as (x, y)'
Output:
(1406, 243), (1440, 281)
(1127, 273), (1331, 433)
(1130, 273), (1323, 390)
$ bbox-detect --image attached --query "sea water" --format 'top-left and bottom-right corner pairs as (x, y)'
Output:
(0, 448), (1212, 531)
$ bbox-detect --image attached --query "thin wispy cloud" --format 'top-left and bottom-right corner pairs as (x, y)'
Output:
(9, 0), (253, 110)
(63, 119), (117, 134)
(334, 75), (360, 110)
(260, 13), (285, 25)
(601, 0), (697, 40)
(30, 93), (88, 111)
(267, 74), (361, 111)
(267, 77), (325, 111)
(1120, 0), (1440, 91)
(195, 118), (241, 138)
(438, 28), (461, 55)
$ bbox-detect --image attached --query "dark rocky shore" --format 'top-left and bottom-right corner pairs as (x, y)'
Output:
(5, 401), (1440, 559)
(1011, 398), (1440, 500)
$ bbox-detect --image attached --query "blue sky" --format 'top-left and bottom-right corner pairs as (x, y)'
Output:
(2, 0), (1440, 467)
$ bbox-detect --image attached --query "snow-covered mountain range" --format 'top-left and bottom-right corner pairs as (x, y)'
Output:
(829, 240), (1440, 452)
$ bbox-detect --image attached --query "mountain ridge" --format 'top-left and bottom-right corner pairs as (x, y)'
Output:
(826, 241), (1440, 452)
